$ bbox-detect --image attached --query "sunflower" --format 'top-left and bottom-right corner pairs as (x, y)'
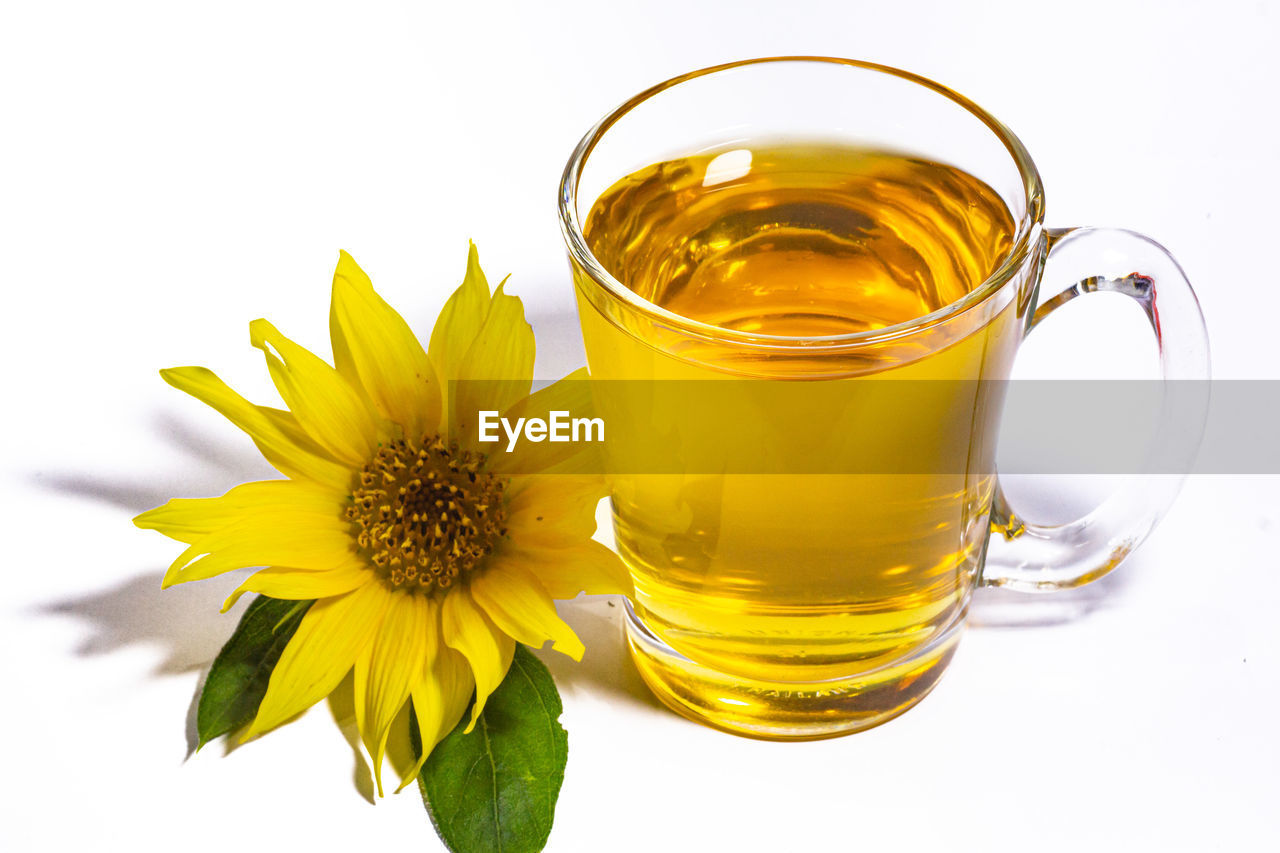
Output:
(135, 246), (629, 793)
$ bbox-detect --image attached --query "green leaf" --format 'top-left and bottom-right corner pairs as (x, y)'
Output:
(196, 595), (312, 748)
(411, 645), (568, 853)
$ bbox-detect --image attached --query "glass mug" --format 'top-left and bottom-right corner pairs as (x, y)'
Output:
(558, 57), (1209, 739)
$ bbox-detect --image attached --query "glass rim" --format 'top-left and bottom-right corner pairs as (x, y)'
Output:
(558, 56), (1047, 350)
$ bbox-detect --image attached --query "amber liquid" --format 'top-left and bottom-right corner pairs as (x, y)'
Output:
(576, 142), (1023, 736)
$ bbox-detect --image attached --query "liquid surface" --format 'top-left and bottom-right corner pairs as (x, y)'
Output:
(575, 143), (1025, 735)
(585, 142), (1015, 337)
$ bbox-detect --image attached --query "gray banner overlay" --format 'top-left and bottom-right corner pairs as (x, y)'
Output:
(451, 380), (1274, 475)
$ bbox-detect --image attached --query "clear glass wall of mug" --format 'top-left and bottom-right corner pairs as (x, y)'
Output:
(559, 58), (1209, 739)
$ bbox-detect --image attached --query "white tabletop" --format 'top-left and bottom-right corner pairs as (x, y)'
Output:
(2, 1), (1277, 850)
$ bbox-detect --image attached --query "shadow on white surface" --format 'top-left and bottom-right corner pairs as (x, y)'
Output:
(27, 409), (275, 757)
(38, 571), (244, 675)
(969, 474), (1146, 628)
(327, 675), (378, 804)
(970, 555), (1140, 628)
(37, 570), (247, 757)
(526, 306), (588, 378)
(28, 405), (275, 680)
(32, 470), (185, 514)
(544, 595), (663, 712)
(33, 411), (276, 512)
(151, 410), (278, 479)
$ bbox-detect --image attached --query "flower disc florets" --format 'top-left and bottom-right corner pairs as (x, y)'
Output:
(347, 435), (507, 592)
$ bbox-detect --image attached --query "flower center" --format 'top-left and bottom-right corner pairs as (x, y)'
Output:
(346, 435), (507, 592)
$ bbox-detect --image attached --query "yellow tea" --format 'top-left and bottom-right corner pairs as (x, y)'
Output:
(585, 143), (1014, 336)
(575, 142), (1022, 736)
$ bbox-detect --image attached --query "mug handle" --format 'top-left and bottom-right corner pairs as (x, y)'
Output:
(981, 227), (1211, 591)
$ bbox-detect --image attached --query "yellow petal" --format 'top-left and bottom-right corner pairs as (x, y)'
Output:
(162, 509), (354, 587)
(428, 242), (491, 390)
(398, 644), (474, 792)
(504, 474), (606, 548)
(353, 593), (431, 796)
(248, 581), (392, 738)
(500, 539), (634, 599)
(249, 318), (381, 466)
(258, 406), (344, 469)
(135, 479), (341, 545)
(221, 561), (373, 611)
(440, 585), (514, 732)
(469, 560), (584, 661)
(485, 368), (600, 476)
(454, 280), (534, 443)
(159, 367), (350, 490)
(329, 251), (442, 438)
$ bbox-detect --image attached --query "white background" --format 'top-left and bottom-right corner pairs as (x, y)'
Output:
(2, 1), (1277, 850)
